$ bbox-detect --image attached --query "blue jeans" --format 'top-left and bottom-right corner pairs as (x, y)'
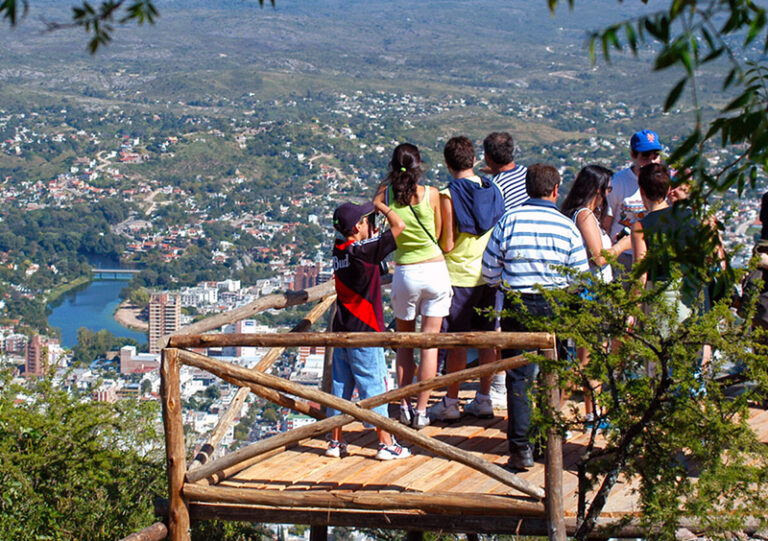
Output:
(328, 347), (389, 424)
(500, 293), (553, 452)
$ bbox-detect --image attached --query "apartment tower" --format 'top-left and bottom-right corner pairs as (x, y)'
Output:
(148, 293), (181, 354)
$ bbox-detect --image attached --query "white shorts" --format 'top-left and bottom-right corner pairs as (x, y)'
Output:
(391, 260), (452, 320)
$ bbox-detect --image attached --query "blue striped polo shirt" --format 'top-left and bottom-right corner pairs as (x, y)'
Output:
(481, 199), (589, 293)
(488, 165), (528, 211)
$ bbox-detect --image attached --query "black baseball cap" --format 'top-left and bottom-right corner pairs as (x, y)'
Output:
(333, 201), (375, 235)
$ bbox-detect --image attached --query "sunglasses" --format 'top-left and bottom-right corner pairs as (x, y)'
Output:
(639, 150), (660, 159)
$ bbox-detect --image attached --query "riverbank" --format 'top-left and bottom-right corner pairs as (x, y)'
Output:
(113, 300), (149, 333)
(47, 275), (91, 305)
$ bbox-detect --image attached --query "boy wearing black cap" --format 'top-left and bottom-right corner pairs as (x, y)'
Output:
(327, 199), (410, 460)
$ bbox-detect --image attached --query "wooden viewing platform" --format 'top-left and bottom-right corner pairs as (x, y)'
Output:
(119, 280), (768, 541)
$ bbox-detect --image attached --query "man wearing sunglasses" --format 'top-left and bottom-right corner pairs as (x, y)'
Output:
(601, 129), (664, 270)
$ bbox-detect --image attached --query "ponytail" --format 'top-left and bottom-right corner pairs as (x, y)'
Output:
(384, 143), (423, 206)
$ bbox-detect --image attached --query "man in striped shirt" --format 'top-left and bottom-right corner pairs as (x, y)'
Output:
(483, 132), (529, 211)
(482, 164), (589, 470)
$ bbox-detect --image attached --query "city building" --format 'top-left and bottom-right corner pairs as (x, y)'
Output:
(119, 345), (161, 375)
(292, 263), (320, 290)
(148, 292), (182, 354)
(24, 335), (64, 377)
(221, 319), (270, 358)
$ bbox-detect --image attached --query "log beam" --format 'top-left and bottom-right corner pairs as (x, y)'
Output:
(161, 279), (337, 349)
(168, 331), (554, 350)
(119, 521), (168, 541)
(182, 486), (546, 516)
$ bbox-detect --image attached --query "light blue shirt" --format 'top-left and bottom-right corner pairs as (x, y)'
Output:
(482, 199), (589, 293)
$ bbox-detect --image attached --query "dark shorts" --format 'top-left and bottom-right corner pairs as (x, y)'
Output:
(441, 284), (497, 333)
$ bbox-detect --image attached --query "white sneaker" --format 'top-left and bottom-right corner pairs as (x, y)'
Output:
(399, 404), (414, 426)
(376, 440), (411, 460)
(463, 397), (494, 418)
(427, 397), (460, 421)
(325, 440), (347, 458)
(412, 411), (430, 429)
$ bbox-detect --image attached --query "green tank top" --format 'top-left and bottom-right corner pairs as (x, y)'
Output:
(388, 185), (443, 264)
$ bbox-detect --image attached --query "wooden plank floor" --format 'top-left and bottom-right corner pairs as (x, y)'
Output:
(195, 391), (768, 531)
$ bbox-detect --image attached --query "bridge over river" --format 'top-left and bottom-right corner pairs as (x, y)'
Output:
(91, 268), (141, 279)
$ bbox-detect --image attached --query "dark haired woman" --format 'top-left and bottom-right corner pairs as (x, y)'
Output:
(561, 165), (633, 282)
(561, 165), (632, 427)
(374, 143), (451, 429)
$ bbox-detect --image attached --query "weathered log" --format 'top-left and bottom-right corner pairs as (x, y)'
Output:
(320, 303), (337, 406)
(185, 352), (530, 485)
(168, 331), (554, 350)
(160, 349), (190, 541)
(197, 364), (325, 420)
(182, 485), (546, 516)
(119, 522), (168, 541)
(188, 295), (336, 470)
(542, 347), (566, 541)
(177, 349), (544, 499)
(156, 498), (764, 539)
(161, 279), (337, 349)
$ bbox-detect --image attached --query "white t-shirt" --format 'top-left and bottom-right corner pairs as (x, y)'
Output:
(605, 166), (647, 252)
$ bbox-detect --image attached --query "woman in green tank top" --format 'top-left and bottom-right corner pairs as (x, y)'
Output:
(374, 143), (452, 429)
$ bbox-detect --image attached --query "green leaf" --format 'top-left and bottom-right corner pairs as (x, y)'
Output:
(723, 89), (756, 112)
(702, 47), (724, 62)
(722, 67), (738, 91)
(664, 77), (687, 111)
(548, 0), (558, 13)
(0, 0), (28, 25)
(625, 21), (638, 54)
(745, 8), (766, 46)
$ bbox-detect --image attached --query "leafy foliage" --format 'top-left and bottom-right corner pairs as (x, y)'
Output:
(72, 326), (140, 365)
(505, 265), (768, 539)
(0, 372), (164, 540)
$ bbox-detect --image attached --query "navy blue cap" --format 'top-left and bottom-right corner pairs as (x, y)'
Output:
(333, 202), (375, 234)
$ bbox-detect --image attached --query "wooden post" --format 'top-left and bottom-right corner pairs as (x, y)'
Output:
(309, 525), (328, 541)
(161, 348), (191, 541)
(543, 346), (566, 541)
(320, 302), (336, 407)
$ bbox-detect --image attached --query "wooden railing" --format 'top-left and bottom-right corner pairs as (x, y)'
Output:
(125, 281), (566, 541)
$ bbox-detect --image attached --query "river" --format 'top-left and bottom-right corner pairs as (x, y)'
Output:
(48, 258), (146, 348)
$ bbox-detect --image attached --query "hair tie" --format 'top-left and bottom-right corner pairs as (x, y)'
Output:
(400, 167), (407, 172)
